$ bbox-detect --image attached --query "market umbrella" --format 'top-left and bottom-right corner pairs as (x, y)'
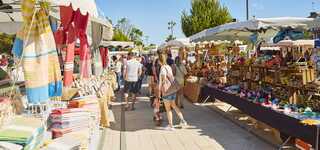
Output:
(159, 38), (194, 49)
(190, 17), (314, 42)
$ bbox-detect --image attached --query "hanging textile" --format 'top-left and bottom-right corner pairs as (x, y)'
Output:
(93, 50), (103, 75)
(99, 47), (106, 69)
(12, 0), (62, 104)
(55, 5), (91, 81)
(105, 47), (109, 69)
(74, 9), (91, 78)
(55, 5), (76, 87)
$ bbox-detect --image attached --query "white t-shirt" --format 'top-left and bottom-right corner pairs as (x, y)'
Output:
(114, 61), (122, 73)
(125, 59), (141, 82)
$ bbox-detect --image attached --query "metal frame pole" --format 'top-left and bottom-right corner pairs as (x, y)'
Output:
(246, 0), (249, 20)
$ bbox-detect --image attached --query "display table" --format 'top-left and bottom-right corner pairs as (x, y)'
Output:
(202, 85), (320, 149)
(184, 81), (202, 103)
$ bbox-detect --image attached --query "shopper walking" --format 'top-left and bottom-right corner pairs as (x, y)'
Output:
(123, 52), (142, 110)
(175, 47), (188, 108)
(111, 55), (122, 91)
(146, 55), (155, 96)
(157, 53), (187, 131)
(136, 55), (145, 94)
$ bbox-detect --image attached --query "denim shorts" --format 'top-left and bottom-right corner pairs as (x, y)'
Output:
(162, 94), (176, 102)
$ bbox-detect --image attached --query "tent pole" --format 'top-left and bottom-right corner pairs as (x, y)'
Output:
(246, 0), (249, 20)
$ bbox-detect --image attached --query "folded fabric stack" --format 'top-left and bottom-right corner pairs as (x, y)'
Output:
(48, 108), (91, 139)
(0, 97), (14, 128)
(41, 134), (82, 150)
(0, 116), (44, 150)
(67, 95), (101, 144)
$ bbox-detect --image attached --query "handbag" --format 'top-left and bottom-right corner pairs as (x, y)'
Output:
(162, 66), (182, 97)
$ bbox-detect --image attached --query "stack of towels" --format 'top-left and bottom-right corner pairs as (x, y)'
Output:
(68, 96), (101, 128)
(48, 108), (90, 139)
(0, 116), (44, 150)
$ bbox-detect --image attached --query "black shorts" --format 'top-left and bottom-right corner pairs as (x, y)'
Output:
(124, 81), (138, 94)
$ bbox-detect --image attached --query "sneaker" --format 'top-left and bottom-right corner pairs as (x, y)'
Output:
(164, 126), (175, 131)
(179, 120), (188, 127)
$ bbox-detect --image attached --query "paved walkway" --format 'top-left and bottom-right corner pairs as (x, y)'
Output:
(102, 91), (275, 150)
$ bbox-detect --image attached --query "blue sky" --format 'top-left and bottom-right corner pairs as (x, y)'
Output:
(96, 0), (320, 44)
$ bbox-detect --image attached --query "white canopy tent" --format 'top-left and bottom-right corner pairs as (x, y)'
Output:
(159, 38), (194, 49)
(100, 41), (135, 48)
(190, 17), (314, 42)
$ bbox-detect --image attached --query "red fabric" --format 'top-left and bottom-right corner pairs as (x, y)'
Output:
(105, 47), (109, 68)
(63, 27), (76, 86)
(74, 9), (90, 78)
(99, 47), (106, 68)
(54, 5), (76, 86)
(54, 5), (91, 81)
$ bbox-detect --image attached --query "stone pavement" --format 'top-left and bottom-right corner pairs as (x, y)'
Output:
(102, 92), (275, 150)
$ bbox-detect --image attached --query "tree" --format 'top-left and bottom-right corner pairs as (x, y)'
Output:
(112, 29), (130, 41)
(113, 18), (145, 46)
(130, 27), (144, 46)
(165, 35), (176, 42)
(115, 18), (133, 37)
(168, 21), (176, 36)
(181, 0), (232, 37)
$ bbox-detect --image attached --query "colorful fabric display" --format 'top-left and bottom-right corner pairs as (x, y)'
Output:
(12, 0), (62, 104)
(74, 9), (91, 78)
(54, 5), (76, 87)
(0, 116), (44, 150)
(48, 108), (91, 139)
(55, 5), (91, 85)
(67, 96), (101, 128)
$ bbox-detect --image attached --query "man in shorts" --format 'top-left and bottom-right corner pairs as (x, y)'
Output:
(123, 52), (142, 110)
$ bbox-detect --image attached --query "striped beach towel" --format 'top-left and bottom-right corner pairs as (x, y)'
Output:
(12, 0), (62, 104)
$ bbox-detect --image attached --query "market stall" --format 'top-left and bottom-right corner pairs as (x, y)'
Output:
(0, 0), (116, 149)
(188, 17), (320, 149)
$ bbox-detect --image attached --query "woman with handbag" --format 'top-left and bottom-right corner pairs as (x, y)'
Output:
(158, 53), (188, 131)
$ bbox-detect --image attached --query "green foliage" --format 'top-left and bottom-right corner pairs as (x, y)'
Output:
(303, 31), (312, 39)
(113, 18), (144, 46)
(181, 0), (233, 37)
(0, 33), (14, 54)
(112, 29), (130, 41)
(130, 27), (144, 46)
(165, 35), (176, 42)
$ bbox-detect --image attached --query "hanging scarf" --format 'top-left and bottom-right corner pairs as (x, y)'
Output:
(93, 50), (103, 75)
(12, 0), (62, 104)
(99, 47), (106, 69)
(105, 47), (109, 69)
(55, 5), (76, 87)
(74, 9), (91, 78)
(55, 5), (91, 83)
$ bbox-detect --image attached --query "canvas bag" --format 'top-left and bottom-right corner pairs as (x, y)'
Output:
(161, 66), (182, 97)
